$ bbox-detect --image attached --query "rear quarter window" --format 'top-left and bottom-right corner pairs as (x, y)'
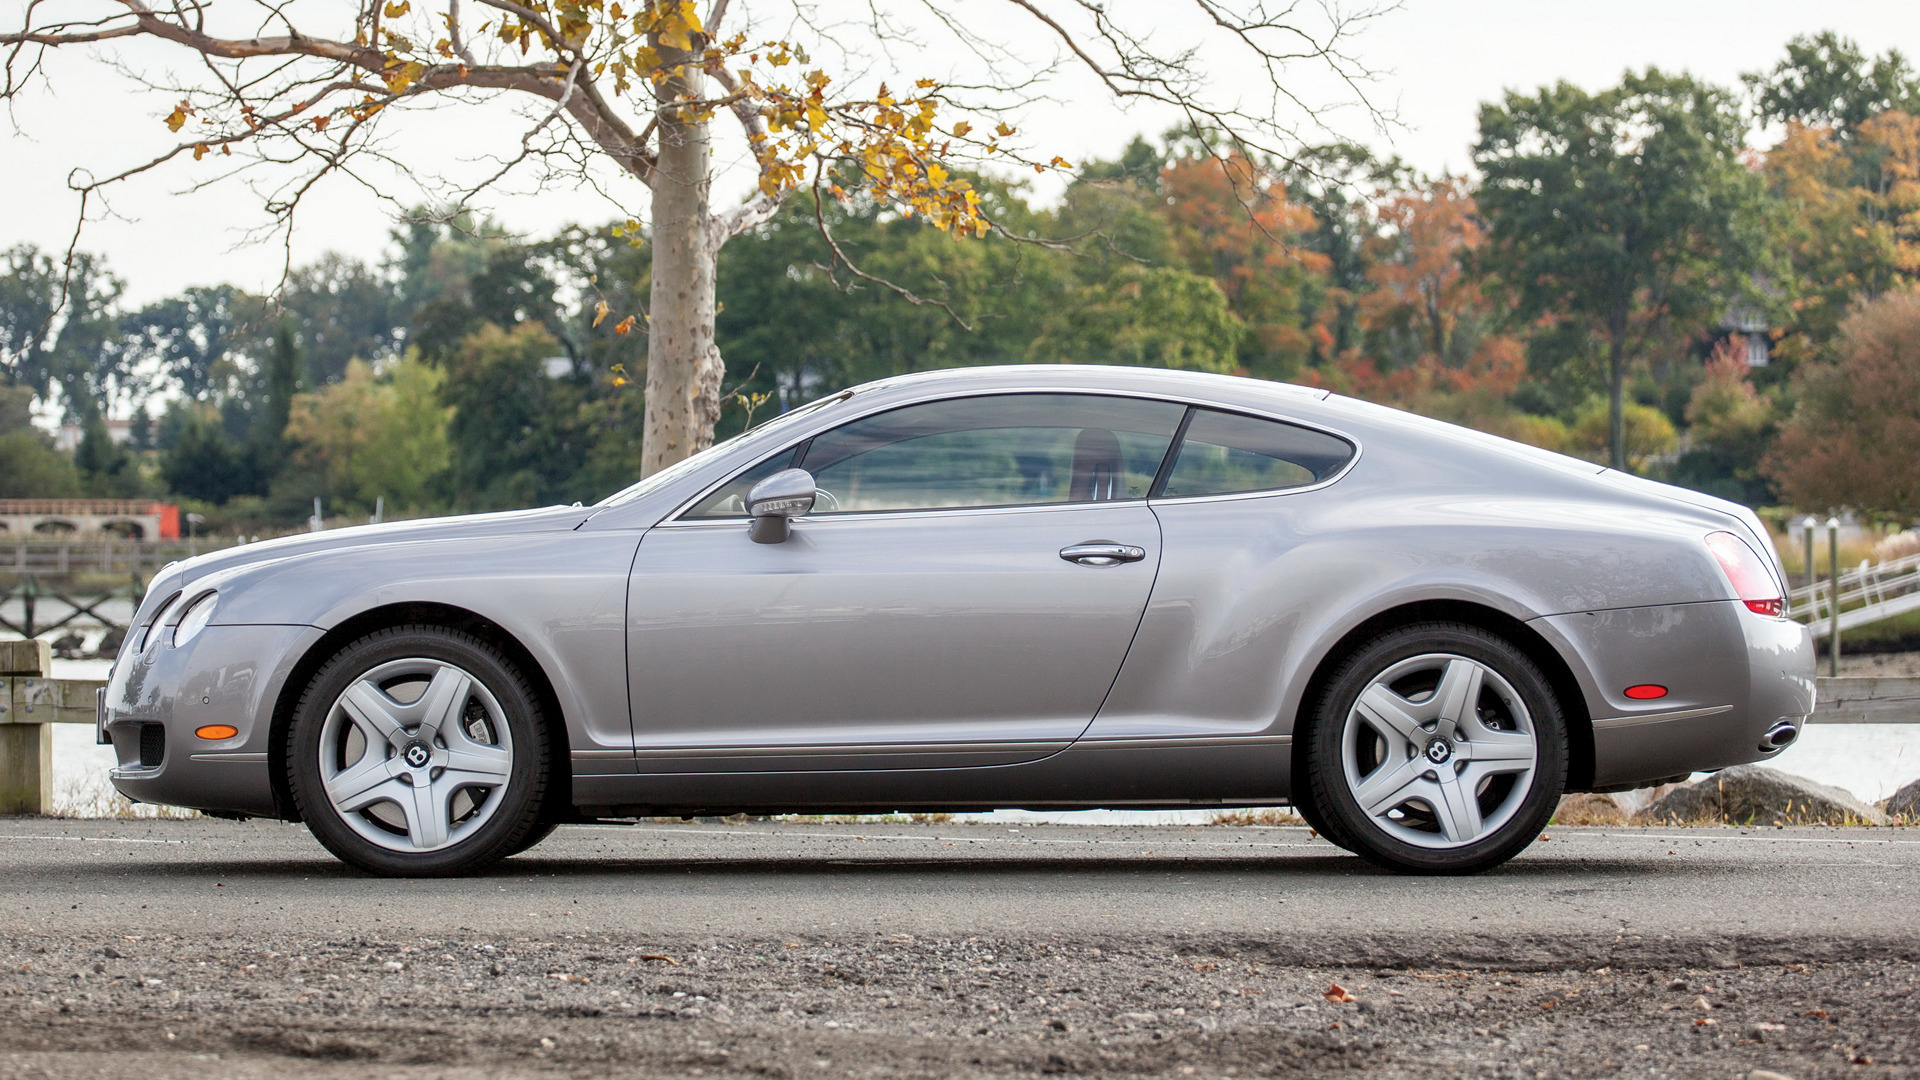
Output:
(1160, 408), (1354, 498)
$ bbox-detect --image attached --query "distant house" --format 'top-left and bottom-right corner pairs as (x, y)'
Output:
(53, 419), (133, 453)
(1718, 302), (1772, 367)
(0, 500), (180, 540)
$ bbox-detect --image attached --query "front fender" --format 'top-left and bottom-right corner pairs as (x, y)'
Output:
(199, 530), (644, 754)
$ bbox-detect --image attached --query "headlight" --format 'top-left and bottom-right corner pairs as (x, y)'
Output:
(172, 592), (219, 647)
(135, 591), (183, 656)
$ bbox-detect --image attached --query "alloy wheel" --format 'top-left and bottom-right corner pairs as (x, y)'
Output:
(1338, 652), (1539, 849)
(317, 657), (515, 853)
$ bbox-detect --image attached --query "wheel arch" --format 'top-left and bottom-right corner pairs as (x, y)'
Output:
(266, 601), (574, 822)
(1288, 599), (1595, 796)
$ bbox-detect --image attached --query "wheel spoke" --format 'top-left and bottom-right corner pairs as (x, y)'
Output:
(1355, 684), (1428, 744)
(404, 777), (451, 849)
(326, 749), (401, 810)
(442, 742), (511, 786)
(1433, 658), (1485, 734)
(414, 666), (472, 744)
(340, 680), (407, 745)
(1353, 755), (1428, 818)
(1432, 774), (1485, 844)
(1458, 728), (1535, 766)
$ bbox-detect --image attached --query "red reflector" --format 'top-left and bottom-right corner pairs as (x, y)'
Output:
(1624, 685), (1668, 700)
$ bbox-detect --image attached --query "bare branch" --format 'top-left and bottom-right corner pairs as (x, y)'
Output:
(807, 161), (970, 330)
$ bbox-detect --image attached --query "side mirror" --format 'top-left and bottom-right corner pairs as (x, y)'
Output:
(744, 468), (817, 544)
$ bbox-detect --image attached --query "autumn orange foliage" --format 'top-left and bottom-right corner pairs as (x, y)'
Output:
(1302, 178), (1525, 411)
(1158, 154), (1328, 377)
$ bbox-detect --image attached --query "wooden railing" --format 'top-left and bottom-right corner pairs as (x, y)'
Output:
(0, 538), (239, 575)
(1, 640), (106, 813)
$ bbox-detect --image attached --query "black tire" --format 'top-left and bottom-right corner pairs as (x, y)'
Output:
(504, 821), (560, 857)
(287, 625), (550, 877)
(1287, 785), (1350, 850)
(1304, 622), (1567, 875)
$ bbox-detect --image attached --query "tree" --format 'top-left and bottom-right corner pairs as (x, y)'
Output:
(0, 244), (129, 420)
(0, 385), (80, 498)
(1473, 70), (1773, 470)
(440, 321), (589, 507)
(4, 0), (1381, 476)
(121, 285), (243, 401)
(1028, 264), (1242, 373)
(1757, 112), (1920, 364)
(282, 356), (451, 512)
(1746, 31), (1920, 136)
(1671, 338), (1777, 504)
(1765, 288), (1920, 519)
(1156, 151), (1324, 380)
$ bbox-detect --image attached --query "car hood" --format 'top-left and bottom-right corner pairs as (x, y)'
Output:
(162, 504), (597, 588)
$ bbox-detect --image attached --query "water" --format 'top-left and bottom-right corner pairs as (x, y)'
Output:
(46, 658), (1920, 819)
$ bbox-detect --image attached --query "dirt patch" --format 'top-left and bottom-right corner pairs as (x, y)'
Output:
(1, 931), (1913, 1079)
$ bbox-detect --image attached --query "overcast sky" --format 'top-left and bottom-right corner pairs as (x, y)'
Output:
(3, 0), (1917, 306)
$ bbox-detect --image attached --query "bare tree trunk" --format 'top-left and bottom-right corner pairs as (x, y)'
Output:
(640, 36), (723, 476)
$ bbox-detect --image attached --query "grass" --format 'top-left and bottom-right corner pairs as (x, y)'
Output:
(1208, 808), (1305, 826)
(51, 772), (199, 819)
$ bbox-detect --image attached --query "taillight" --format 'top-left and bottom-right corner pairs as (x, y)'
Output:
(1705, 531), (1783, 616)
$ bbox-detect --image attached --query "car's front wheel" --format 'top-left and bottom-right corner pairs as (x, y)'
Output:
(1304, 622), (1566, 874)
(287, 625), (550, 876)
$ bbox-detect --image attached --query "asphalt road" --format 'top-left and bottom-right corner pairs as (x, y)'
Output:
(2, 817), (1917, 1079)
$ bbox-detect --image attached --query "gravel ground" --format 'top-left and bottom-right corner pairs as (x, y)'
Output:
(5, 818), (1919, 1079)
(1, 930), (1913, 1080)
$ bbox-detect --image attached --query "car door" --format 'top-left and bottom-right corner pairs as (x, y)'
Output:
(625, 392), (1186, 771)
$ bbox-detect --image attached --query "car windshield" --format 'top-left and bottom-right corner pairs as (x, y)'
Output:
(592, 391), (852, 508)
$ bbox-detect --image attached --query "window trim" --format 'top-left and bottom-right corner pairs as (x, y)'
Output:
(661, 387), (1362, 524)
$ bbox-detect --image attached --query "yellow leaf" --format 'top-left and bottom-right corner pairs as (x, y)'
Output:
(950, 120), (971, 138)
(994, 122), (1015, 137)
(192, 143), (208, 160)
(592, 299), (611, 327)
(165, 102), (190, 132)
(384, 0), (410, 16)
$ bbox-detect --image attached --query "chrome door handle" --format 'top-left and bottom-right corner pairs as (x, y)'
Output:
(1059, 541), (1147, 566)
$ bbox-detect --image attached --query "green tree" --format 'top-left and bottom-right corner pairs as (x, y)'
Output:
(440, 322), (590, 508)
(1746, 31), (1920, 135)
(281, 357), (450, 513)
(160, 403), (256, 503)
(0, 384), (80, 498)
(1473, 70), (1774, 470)
(1029, 264), (1242, 373)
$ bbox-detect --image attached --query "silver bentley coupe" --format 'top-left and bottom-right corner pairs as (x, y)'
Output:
(100, 365), (1815, 876)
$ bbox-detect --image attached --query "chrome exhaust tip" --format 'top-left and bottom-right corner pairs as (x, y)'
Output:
(1760, 721), (1799, 753)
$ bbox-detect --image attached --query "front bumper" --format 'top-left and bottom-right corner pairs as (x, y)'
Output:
(1535, 600), (1816, 790)
(103, 622), (323, 817)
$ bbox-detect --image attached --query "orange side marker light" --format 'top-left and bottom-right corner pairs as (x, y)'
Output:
(194, 724), (239, 740)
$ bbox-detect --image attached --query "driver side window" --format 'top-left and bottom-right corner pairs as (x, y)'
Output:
(686, 393), (1185, 517)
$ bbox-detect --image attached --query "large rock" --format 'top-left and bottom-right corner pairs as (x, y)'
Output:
(1886, 777), (1920, 821)
(1632, 765), (1887, 826)
(1552, 792), (1627, 825)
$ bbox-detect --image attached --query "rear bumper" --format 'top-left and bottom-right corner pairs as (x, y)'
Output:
(104, 623), (323, 817)
(1534, 600), (1815, 790)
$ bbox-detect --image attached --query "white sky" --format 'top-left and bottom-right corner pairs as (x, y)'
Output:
(3, 0), (1917, 306)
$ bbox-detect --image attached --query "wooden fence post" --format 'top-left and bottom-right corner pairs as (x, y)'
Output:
(0, 639), (53, 815)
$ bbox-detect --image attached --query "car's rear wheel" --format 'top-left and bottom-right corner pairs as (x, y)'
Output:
(287, 625), (549, 876)
(1304, 622), (1566, 874)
